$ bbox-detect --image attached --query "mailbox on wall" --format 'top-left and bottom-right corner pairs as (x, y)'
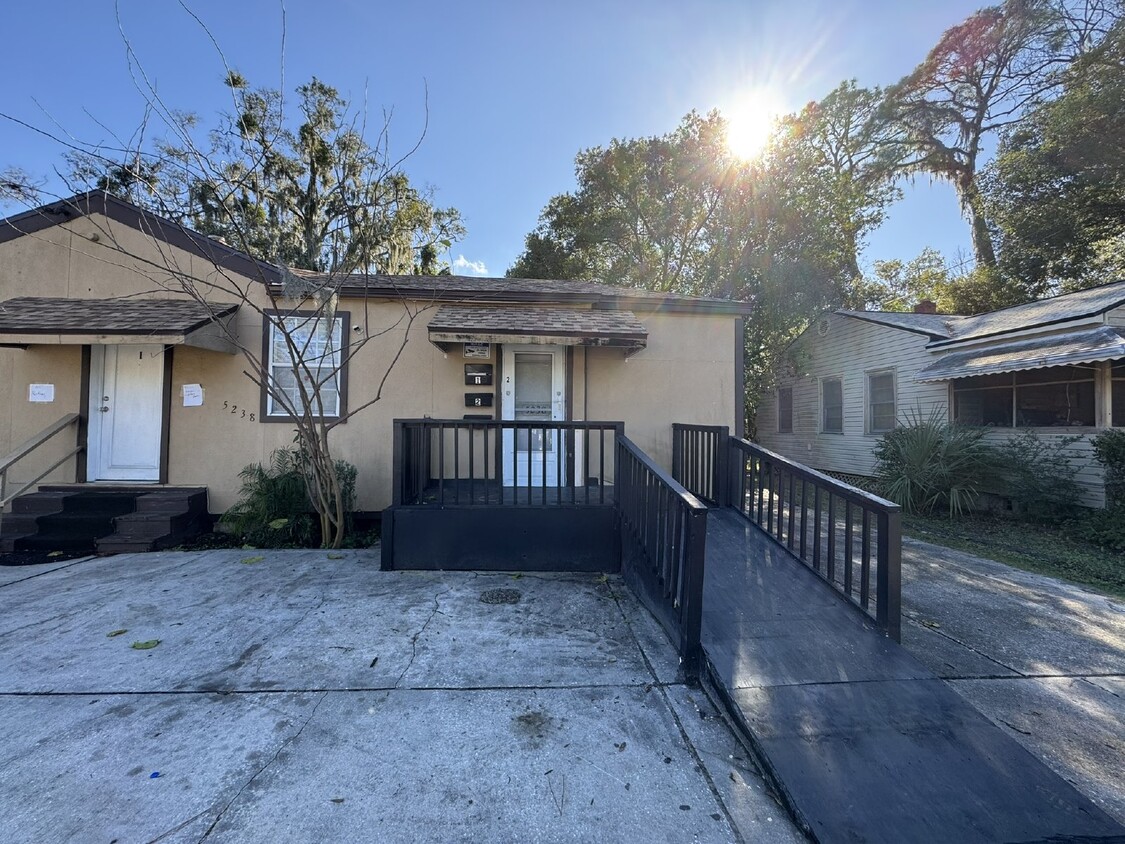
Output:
(465, 392), (494, 408)
(465, 364), (493, 386)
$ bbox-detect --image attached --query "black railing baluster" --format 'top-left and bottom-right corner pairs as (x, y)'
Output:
(438, 423), (446, 505)
(799, 478), (808, 560)
(826, 493), (837, 584)
(813, 485), (822, 573)
(861, 508), (872, 611)
(787, 469), (796, 550)
(617, 433), (707, 679)
(706, 435), (901, 639)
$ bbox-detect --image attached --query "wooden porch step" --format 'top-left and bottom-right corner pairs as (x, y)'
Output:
(2, 486), (209, 555)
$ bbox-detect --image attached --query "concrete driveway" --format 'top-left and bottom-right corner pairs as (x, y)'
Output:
(900, 537), (1125, 825)
(0, 550), (803, 844)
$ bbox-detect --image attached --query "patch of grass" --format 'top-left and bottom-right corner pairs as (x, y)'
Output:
(903, 513), (1125, 600)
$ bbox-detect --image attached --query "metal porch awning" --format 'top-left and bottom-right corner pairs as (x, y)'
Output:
(915, 325), (1125, 382)
(427, 304), (647, 354)
(0, 297), (240, 353)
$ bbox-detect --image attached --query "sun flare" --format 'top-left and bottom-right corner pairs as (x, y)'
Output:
(723, 88), (787, 160)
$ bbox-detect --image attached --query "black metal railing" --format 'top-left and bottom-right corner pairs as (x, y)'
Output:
(617, 435), (708, 678)
(392, 419), (623, 507)
(727, 439), (902, 640)
(672, 423), (730, 506)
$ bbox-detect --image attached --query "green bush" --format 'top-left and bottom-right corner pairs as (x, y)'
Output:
(874, 409), (1001, 517)
(221, 448), (316, 548)
(221, 448), (360, 548)
(1092, 429), (1125, 509)
(1064, 507), (1125, 551)
(991, 430), (1084, 522)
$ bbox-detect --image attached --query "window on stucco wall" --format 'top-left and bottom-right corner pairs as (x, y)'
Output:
(263, 311), (349, 420)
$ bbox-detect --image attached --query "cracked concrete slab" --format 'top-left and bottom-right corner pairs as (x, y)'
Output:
(0, 548), (801, 843)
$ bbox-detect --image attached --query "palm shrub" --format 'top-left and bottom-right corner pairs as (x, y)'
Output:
(222, 448), (315, 547)
(221, 448), (359, 548)
(873, 409), (1001, 517)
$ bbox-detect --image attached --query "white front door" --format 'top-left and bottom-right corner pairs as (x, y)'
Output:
(87, 344), (165, 482)
(501, 345), (566, 487)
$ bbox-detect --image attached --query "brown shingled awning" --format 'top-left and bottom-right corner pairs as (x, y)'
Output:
(427, 305), (647, 354)
(0, 297), (240, 353)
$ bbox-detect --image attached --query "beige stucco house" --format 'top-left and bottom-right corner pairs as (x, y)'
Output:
(756, 284), (1125, 507)
(0, 193), (749, 529)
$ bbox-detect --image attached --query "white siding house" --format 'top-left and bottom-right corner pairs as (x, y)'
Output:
(757, 281), (1125, 507)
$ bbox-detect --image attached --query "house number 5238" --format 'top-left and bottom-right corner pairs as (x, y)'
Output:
(222, 401), (256, 422)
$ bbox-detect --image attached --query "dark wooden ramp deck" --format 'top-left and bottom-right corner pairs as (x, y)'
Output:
(703, 508), (1125, 843)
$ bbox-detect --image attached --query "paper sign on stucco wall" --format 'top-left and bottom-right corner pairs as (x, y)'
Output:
(182, 384), (204, 407)
(28, 384), (54, 403)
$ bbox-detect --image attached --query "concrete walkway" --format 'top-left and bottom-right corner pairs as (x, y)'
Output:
(702, 508), (1125, 843)
(900, 536), (1125, 825)
(0, 549), (803, 844)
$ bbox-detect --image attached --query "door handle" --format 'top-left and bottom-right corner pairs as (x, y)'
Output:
(99, 406), (110, 413)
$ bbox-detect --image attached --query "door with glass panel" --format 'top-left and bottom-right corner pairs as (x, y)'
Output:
(500, 346), (566, 486)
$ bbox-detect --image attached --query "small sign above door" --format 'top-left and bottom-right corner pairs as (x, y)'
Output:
(463, 342), (491, 359)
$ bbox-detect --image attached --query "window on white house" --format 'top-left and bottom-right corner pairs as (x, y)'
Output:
(953, 365), (1095, 427)
(867, 370), (896, 433)
(1113, 361), (1125, 426)
(778, 386), (793, 433)
(264, 312), (348, 420)
(821, 377), (843, 433)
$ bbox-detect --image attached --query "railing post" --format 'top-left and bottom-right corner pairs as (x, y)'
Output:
(672, 424), (683, 486)
(391, 421), (405, 506)
(714, 427), (730, 508)
(679, 505), (708, 680)
(877, 508), (902, 642)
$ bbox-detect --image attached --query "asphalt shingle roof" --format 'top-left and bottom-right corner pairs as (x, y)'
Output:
(934, 280), (1125, 345)
(285, 268), (751, 315)
(837, 310), (966, 339)
(428, 305), (647, 340)
(0, 297), (237, 335)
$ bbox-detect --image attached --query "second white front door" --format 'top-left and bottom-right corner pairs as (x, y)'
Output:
(501, 345), (566, 486)
(87, 344), (165, 482)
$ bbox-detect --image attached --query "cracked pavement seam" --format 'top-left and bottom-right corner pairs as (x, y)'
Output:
(193, 691), (330, 843)
(395, 585), (453, 688)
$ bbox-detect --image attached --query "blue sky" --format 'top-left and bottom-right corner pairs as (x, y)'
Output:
(1, 0), (987, 279)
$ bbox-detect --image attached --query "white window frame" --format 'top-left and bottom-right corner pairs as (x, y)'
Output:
(777, 386), (794, 434)
(866, 369), (897, 434)
(263, 311), (348, 421)
(820, 376), (843, 434)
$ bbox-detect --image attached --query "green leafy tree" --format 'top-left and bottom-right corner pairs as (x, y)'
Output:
(883, 0), (1074, 269)
(66, 74), (465, 275)
(767, 80), (903, 286)
(7, 62), (464, 547)
(509, 110), (738, 294)
(983, 13), (1125, 292)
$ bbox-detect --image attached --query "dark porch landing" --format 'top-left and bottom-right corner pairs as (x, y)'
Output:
(415, 479), (615, 507)
(702, 508), (1124, 843)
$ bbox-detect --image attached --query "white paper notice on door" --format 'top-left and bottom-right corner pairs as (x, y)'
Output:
(28, 384), (55, 403)
(182, 384), (204, 407)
